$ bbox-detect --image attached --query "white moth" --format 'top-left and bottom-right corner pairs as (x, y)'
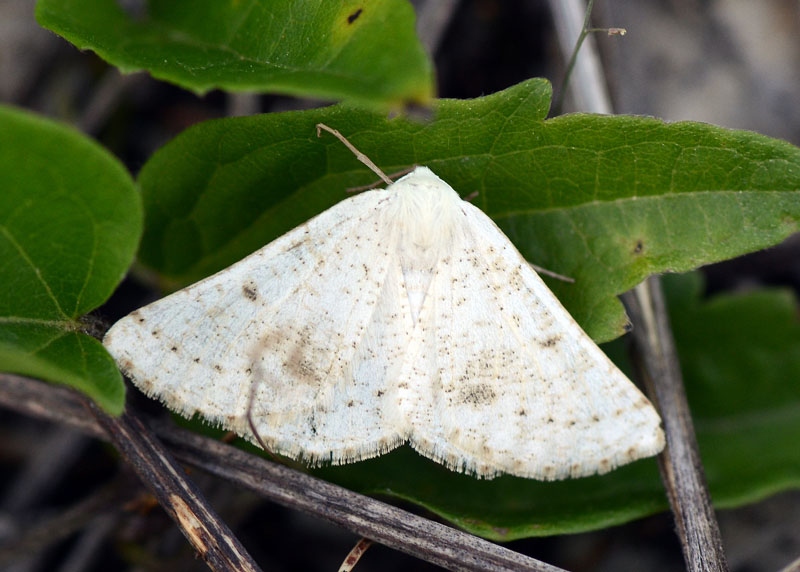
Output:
(104, 131), (665, 480)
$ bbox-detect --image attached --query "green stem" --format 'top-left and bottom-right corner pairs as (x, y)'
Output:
(553, 0), (596, 116)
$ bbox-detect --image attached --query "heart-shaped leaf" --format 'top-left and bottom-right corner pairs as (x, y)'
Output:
(0, 105), (142, 414)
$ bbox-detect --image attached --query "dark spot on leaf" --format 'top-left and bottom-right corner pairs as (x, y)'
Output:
(347, 400), (354, 407)
(632, 239), (644, 254)
(347, 8), (363, 24)
(194, 357), (200, 363)
(171, 346), (178, 352)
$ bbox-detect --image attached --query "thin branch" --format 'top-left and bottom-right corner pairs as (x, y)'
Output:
(226, 93), (260, 117)
(57, 512), (119, 572)
(0, 475), (130, 567)
(1, 428), (88, 512)
(621, 280), (728, 572)
(89, 403), (263, 572)
(549, 0), (613, 115)
(0, 374), (566, 572)
(415, 0), (460, 56)
(77, 70), (142, 135)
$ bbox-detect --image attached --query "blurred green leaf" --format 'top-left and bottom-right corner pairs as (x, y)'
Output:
(35, 0), (434, 108)
(136, 78), (800, 342)
(0, 105), (142, 414)
(666, 273), (800, 507)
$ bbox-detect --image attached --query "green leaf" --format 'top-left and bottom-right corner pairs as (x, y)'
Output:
(0, 105), (142, 415)
(315, 446), (665, 539)
(137, 78), (800, 342)
(315, 272), (800, 539)
(665, 273), (800, 508)
(35, 0), (434, 109)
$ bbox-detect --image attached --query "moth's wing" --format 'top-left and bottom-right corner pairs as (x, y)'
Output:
(404, 202), (665, 480)
(104, 190), (413, 464)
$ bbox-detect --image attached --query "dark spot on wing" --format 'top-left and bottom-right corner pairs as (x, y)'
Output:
(458, 383), (497, 406)
(539, 334), (562, 348)
(242, 284), (257, 301)
(282, 326), (324, 387)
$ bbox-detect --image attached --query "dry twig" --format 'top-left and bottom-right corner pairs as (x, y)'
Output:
(89, 403), (263, 572)
(622, 280), (728, 571)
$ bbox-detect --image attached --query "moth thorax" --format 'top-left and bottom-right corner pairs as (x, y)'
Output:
(393, 183), (458, 255)
(392, 180), (459, 323)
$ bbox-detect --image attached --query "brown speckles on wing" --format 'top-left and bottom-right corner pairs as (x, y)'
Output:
(405, 199), (664, 480)
(103, 188), (408, 466)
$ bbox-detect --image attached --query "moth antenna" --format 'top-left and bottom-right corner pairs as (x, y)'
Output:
(316, 123), (393, 186)
(346, 165), (418, 194)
